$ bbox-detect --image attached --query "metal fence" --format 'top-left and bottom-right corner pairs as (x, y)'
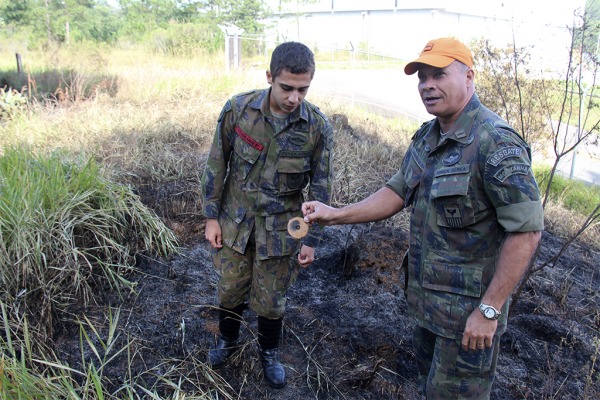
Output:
(224, 35), (405, 70)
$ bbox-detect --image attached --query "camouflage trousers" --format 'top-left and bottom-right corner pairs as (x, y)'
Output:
(212, 237), (300, 319)
(413, 325), (500, 399)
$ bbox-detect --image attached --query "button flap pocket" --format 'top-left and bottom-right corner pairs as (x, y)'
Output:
(278, 154), (310, 173)
(431, 174), (469, 198)
(422, 260), (483, 298)
(233, 136), (262, 165)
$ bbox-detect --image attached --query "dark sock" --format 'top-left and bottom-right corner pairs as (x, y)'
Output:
(219, 303), (246, 340)
(257, 316), (283, 350)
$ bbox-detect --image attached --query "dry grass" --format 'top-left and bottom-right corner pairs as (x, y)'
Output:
(543, 201), (600, 248)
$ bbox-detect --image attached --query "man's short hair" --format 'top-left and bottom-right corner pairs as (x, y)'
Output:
(270, 41), (315, 79)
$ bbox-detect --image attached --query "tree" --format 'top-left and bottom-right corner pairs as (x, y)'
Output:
(473, 38), (551, 156)
(0, 0), (124, 44)
(174, 0), (204, 22)
(79, 2), (123, 43)
(51, 0), (123, 43)
(0, 0), (270, 48)
(1, 0), (36, 27)
(197, 0), (270, 55)
(579, 0), (600, 61)
(118, 0), (179, 38)
(474, 6), (600, 314)
(200, 0), (270, 35)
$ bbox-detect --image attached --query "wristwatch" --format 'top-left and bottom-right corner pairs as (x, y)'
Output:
(479, 303), (501, 320)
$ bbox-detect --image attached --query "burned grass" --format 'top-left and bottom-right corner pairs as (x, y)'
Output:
(47, 175), (600, 398)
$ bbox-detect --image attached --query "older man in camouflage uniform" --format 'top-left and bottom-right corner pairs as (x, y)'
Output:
(201, 41), (333, 388)
(302, 37), (543, 399)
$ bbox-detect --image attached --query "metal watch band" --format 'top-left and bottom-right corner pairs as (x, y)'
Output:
(479, 303), (501, 320)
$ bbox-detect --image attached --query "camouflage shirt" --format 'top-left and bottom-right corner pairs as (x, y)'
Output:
(386, 94), (544, 339)
(201, 88), (333, 260)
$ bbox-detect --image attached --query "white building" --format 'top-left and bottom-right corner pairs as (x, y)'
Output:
(263, 0), (587, 74)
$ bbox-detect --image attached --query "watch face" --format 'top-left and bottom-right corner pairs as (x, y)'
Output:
(484, 308), (495, 319)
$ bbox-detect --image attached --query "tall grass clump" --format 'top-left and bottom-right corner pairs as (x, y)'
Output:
(0, 146), (179, 351)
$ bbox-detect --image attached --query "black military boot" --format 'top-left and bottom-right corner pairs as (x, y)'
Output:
(258, 316), (286, 388)
(208, 304), (246, 368)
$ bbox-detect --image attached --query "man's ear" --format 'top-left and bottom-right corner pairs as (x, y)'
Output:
(266, 70), (273, 85)
(466, 68), (475, 87)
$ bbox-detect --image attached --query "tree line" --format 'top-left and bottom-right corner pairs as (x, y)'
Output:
(0, 0), (283, 50)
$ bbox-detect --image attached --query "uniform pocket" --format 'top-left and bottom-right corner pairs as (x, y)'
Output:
(421, 259), (483, 298)
(265, 212), (299, 257)
(218, 206), (245, 249)
(277, 155), (310, 194)
(431, 173), (475, 228)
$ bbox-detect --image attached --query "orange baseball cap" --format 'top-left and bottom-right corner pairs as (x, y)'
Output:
(404, 37), (474, 75)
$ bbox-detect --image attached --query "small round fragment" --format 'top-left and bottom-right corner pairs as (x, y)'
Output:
(287, 217), (309, 239)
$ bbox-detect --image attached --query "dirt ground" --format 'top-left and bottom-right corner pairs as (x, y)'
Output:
(54, 202), (600, 399)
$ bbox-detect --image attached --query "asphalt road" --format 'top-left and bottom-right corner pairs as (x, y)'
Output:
(309, 68), (599, 186)
(311, 68), (429, 121)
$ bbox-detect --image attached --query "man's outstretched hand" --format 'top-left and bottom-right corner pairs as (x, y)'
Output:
(302, 201), (335, 225)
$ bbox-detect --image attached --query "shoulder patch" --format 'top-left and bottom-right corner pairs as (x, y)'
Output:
(493, 163), (530, 182)
(487, 147), (522, 167)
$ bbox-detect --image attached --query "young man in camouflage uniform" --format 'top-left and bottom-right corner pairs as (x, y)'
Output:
(302, 37), (543, 399)
(201, 41), (333, 388)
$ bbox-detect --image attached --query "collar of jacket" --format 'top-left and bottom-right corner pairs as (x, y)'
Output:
(247, 88), (311, 124)
(426, 93), (481, 149)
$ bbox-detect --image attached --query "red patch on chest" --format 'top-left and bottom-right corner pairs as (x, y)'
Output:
(235, 126), (264, 151)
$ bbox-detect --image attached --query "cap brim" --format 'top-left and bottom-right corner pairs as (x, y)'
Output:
(404, 54), (456, 75)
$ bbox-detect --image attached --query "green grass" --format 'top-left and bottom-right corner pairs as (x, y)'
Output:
(0, 146), (179, 347)
(549, 84), (600, 134)
(534, 165), (600, 216)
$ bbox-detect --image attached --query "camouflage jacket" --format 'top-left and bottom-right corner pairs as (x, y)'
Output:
(201, 88), (333, 260)
(386, 94), (544, 339)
